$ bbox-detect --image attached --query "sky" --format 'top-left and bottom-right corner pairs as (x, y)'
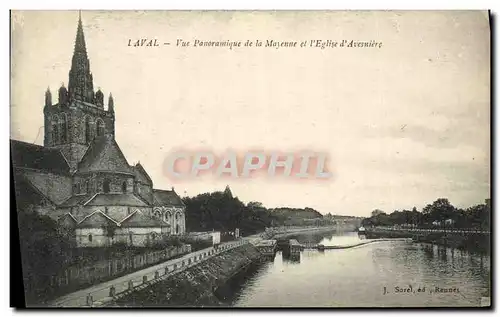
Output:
(10, 11), (490, 217)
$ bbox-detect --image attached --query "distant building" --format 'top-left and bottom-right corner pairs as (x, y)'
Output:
(11, 14), (186, 247)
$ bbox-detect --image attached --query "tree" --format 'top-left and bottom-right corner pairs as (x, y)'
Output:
(371, 209), (385, 217)
(16, 208), (72, 304)
(247, 201), (263, 209)
(102, 221), (117, 247)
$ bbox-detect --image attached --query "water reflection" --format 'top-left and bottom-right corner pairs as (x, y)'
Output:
(232, 231), (490, 307)
(282, 252), (301, 264)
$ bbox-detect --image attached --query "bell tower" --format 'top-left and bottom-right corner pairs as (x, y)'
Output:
(43, 12), (116, 172)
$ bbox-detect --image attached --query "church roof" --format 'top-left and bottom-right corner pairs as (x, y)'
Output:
(12, 173), (55, 210)
(77, 210), (119, 228)
(59, 194), (95, 207)
(119, 210), (167, 228)
(77, 135), (134, 175)
(153, 189), (185, 207)
(134, 163), (153, 184)
(136, 191), (154, 205)
(83, 193), (149, 207)
(57, 213), (78, 227)
(10, 140), (70, 175)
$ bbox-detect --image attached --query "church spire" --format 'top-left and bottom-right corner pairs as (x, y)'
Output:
(68, 11), (94, 103)
(74, 11), (87, 54)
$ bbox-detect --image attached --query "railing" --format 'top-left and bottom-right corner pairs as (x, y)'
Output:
(370, 227), (491, 234)
(50, 239), (249, 307)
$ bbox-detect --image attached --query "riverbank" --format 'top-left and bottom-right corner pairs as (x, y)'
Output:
(365, 229), (490, 254)
(113, 243), (262, 307)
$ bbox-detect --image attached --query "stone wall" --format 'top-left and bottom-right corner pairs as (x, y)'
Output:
(46, 245), (191, 294)
(75, 227), (164, 247)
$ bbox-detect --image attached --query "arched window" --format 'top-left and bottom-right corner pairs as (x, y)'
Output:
(59, 113), (67, 143)
(122, 181), (127, 193)
(96, 119), (105, 137)
(176, 224), (179, 234)
(103, 179), (111, 193)
(85, 116), (92, 143)
(129, 233), (133, 244)
(88, 234), (92, 242)
(85, 180), (90, 194)
(51, 115), (59, 145)
(165, 211), (172, 224)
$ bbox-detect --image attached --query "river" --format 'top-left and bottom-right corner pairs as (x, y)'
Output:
(230, 231), (490, 307)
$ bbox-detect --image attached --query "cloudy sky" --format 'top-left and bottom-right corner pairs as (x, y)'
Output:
(10, 11), (490, 216)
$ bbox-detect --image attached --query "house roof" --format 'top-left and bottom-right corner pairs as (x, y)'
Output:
(153, 189), (185, 207)
(119, 210), (167, 228)
(84, 193), (150, 207)
(77, 135), (134, 175)
(10, 140), (70, 175)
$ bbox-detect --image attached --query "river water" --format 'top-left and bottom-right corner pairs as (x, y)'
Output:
(231, 231), (490, 307)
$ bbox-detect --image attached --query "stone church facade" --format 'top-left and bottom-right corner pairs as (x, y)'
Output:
(11, 14), (186, 247)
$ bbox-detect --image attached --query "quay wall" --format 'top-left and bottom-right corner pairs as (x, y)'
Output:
(365, 228), (490, 254)
(112, 243), (263, 307)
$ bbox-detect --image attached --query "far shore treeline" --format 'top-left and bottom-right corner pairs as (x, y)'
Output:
(182, 187), (336, 236)
(362, 198), (490, 230)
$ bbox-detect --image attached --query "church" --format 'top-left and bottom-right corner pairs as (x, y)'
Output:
(11, 14), (186, 247)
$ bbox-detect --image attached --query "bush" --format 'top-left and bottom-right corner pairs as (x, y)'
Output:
(178, 236), (212, 251)
(146, 235), (183, 250)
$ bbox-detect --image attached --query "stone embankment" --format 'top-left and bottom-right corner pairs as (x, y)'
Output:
(112, 243), (262, 307)
(365, 228), (490, 254)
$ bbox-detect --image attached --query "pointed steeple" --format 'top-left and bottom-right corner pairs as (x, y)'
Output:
(45, 87), (52, 107)
(68, 11), (94, 103)
(75, 11), (87, 54)
(108, 93), (114, 113)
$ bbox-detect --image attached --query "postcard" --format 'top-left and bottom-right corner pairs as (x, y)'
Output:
(10, 10), (491, 308)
